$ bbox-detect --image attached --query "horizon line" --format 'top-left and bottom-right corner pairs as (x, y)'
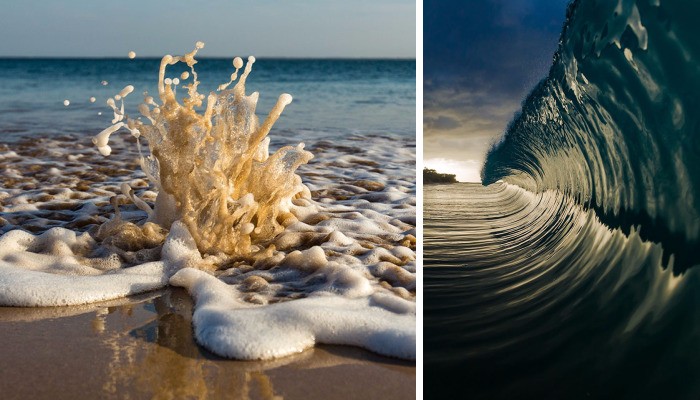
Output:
(0, 55), (416, 61)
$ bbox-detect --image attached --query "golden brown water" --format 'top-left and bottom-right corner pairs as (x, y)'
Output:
(94, 42), (314, 257)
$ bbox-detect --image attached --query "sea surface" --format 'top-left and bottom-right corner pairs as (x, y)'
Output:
(425, 0), (700, 398)
(425, 183), (700, 399)
(0, 57), (415, 140)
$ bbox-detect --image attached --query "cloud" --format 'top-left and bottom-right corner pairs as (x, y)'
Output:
(424, 115), (462, 131)
(491, 0), (535, 28)
(424, 0), (568, 91)
(423, 0), (570, 169)
(423, 86), (522, 164)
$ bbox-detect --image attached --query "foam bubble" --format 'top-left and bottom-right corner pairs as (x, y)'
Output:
(0, 228), (167, 306)
(118, 85), (134, 98)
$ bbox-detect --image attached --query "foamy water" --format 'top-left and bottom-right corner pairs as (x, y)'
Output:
(0, 44), (415, 360)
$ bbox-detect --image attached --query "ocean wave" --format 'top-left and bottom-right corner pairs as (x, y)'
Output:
(482, 0), (700, 271)
(425, 0), (700, 396)
(424, 182), (699, 398)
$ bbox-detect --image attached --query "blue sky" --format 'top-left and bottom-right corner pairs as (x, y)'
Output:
(0, 0), (415, 58)
(424, 0), (570, 181)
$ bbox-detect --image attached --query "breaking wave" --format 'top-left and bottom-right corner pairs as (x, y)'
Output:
(426, 0), (700, 398)
(483, 0), (700, 271)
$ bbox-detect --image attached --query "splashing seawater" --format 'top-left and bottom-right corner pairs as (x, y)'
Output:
(93, 42), (313, 258)
(0, 42), (416, 361)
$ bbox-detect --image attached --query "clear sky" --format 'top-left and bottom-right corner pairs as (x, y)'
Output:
(424, 0), (570, 182)
(0, 0), (415, 58)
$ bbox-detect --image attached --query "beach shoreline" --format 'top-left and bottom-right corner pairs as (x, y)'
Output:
(0, 287), (415, 400)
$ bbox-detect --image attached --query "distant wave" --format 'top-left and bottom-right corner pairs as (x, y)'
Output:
(482, 0), (700, 271)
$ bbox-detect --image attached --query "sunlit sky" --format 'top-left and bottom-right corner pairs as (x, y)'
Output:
(0, 0), (415, 58)
(424, 0), (570, 182)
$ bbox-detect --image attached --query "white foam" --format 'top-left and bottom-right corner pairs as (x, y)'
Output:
(161, 221), (203, 270)
(170, 267), (415, 360)
(0, 261), (166, 307)
(0, 131), (416, 358)
(0, 228), (166, 306)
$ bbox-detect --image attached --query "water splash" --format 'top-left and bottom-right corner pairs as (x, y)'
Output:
(0, 51), (416, 361)
(93, 42), (314, 257)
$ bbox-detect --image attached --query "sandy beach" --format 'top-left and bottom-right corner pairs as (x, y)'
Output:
(0, 288), (415, 399)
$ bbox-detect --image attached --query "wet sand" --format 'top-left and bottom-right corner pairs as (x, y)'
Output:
(0, 288), (415, 399)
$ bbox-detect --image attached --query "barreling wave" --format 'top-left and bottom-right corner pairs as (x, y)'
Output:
(426, 0), (700, 397)
(482, 0), (700, 271)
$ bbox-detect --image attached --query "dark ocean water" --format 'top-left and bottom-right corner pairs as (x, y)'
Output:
(0, 57), (415, 141)
(426, 0), (700, 398)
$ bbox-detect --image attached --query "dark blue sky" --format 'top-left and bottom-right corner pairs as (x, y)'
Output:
(424, 0), (570, 181)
